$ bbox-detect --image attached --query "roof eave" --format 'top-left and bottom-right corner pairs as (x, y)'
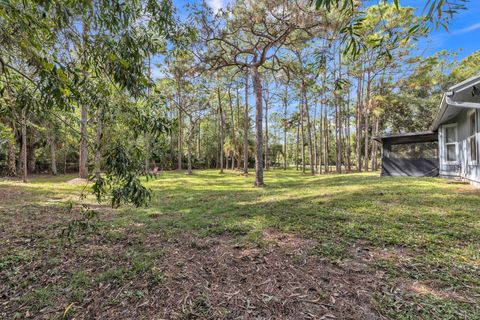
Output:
(431, 94), (447, 131)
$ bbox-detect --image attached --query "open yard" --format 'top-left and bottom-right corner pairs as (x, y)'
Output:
(1, 170), (479, 319)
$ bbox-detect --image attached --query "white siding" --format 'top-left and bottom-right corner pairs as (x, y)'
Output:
(439, 109), (480, 186)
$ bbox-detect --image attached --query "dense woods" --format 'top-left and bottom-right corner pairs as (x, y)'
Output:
(2, 1), (480, 318)
(0, 0), (475, 200)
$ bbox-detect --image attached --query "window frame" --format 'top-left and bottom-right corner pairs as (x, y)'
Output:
(467, 109), (478, 165)
(443, 123), (458, 165)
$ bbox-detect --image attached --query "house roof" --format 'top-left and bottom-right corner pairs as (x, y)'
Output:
(375, 76), (480, 147)
(373, 131), (438, 145)
(431, 75), (480, 130)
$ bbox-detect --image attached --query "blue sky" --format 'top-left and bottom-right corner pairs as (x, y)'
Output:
(172, 0), (480, 61)
(400, 0), (480, 60)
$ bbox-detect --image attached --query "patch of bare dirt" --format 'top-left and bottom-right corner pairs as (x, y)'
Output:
(66, 178), (89, 185)
(0, 188), (389, 319)
(263, 228), (316, 253)
(398, 279), (475, 304)
(130, 233), (386, 320)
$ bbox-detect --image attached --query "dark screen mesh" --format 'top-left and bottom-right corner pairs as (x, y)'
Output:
(390, 142), (438, 159)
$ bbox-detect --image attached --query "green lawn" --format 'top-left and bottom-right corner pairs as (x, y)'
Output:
(1, 170), (479, 319)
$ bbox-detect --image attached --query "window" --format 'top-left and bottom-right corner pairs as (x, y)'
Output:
(444, 124), (458, 163)
(468, 110), (477, 163)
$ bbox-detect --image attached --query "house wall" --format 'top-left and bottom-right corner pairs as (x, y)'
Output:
(438, 108), (480, 186)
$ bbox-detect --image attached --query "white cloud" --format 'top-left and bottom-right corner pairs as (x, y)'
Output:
(452, 23), (480, 35)
(207, 0), (225, 14)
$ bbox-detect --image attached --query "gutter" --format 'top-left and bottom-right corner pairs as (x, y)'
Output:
(431, 85), (480, 131)
(445, 96), (480, 109)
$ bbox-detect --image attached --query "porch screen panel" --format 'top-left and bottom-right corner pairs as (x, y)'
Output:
(382, 141), (439, 177)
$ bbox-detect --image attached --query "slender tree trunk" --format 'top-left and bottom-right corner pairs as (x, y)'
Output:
(79, 20), (89, 179)
(197, 122), (201, 160)
(94, 109), (102, 179)
(251, 66), (264, 186)
(264, 87), (269, 171)
(63, 119), (67, 174)
(371, 116), (380, 171)
(283, 89), (288, 170)
(187, 119), (194, 175)
(345, 77), (352, 173)
(243, 72), (249, 175)
(79, 103), (88, 179)
(21, 109), (27, 182)
(145, 56), (151, 171)
(295, 118), (300, 171)
(236, 84), (242, 170)
(300, 95), (306, 174)
(313, 99), (318, 174)
(27, 141), (36, 174)
(303, 81), (315, 175)
(364, 70), (371, 172)
(356, 74), (363, 172)
(229, 88), (236, 170)
(218, 87), (225, 174)
(177, 107), (183, 170)
(47, 124), (57, 175)
(335, 51), (342, 174)
(324, 102), (329, 174)
(318, 100), (323, 175)
(169, 111), (175, 170)
(6, 122), (17, 177)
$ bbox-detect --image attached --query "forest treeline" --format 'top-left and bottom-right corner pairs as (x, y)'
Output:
(0, 0), (476, 202)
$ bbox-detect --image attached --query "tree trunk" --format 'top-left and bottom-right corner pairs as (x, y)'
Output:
(236, 84), (242, 170)
(145, 56), (151, 172)
(79, 20), (89, 179)
(218, 87), (225, 174)
(313, 99), (318, 174)
(187, 120), (194, 175)
(356, 74), (363, 172)
(229, 88), (236, 170)
(177, 107), (183, 170)
(264, 87), (269, 171)
(318, 99), (323, 175)
(303, 81), (315, 175)
(79, 102), (88, 179)
(364, 70), (371, 172)
(296, 117), (300, 171)
(345, 76), (352, 173)
(243, 72), (249, 175)
(169, 110), (175, 169)
(251, 66), (264, 186)
(283, 88), (288, 170)
(300, 94), (306, 174)
(63, 119), (67, 174)
(21, 109), (27, 182)
(197, 122), (201, 160)
(371, 116), (380, 171)
(324, 101), (329, 174)
(335, 50), (343, 174)
(94, 109), (103, 179)
(47, 125), (57, 175)
(6, 122), (17, 177)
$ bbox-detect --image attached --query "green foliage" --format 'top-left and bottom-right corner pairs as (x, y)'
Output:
(313, 0), (465, 57)
(93, 144), (152, 208)
(0, 0), (181, 205)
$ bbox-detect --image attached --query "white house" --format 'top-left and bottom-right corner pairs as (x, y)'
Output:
(433, 75), (480, 186)
(375, 75), (480, 187)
